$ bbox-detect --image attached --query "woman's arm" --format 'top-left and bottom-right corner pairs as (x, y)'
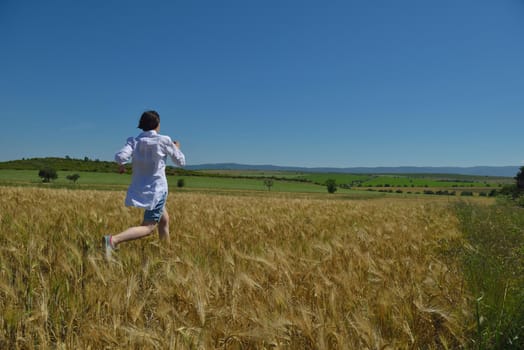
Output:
(115, 137), (135, 165)
(165, 138), (185, 167)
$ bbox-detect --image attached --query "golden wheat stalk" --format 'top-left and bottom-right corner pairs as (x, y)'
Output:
(0, 187), (470, 349)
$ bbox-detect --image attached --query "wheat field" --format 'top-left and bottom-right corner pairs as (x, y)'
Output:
(0, 187), (471, 349)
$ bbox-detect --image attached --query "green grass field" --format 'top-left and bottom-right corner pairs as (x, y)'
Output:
(0, 170), (130, 189)
(295, 173), (503, 188)
(0, 169), (506, 201)
(174, 175), (327, 192)
(0, 169), (363, 195)
(361, 176), (488, 188)
(295, 173), (372, 185)
(184, 169), (512, 188)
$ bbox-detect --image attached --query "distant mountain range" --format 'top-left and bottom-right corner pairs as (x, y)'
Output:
(187, 163), (520, 177)
(0, 158), (519, 177)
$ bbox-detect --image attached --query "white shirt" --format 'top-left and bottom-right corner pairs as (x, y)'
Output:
(115, 130), (186, 210)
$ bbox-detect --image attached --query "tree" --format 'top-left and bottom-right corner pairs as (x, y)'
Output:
(263, 178), (274, 191)
(326, 179), (337, 194)
(177, 179), (185, 188)
(66, 173), (80, 183)
(515, 166), (524, 190)
(500, 184), (520, 199)
(38, 168), (57, 182)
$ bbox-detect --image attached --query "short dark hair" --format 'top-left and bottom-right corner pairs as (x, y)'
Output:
(138, 110), (160, 131)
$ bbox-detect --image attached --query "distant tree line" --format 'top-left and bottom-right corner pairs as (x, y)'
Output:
(365, 188), (500, 197)
(2, 157), (115, 172)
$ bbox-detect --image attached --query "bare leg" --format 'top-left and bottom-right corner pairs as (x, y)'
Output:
(111, 222), (157, 247)
(158, 209), (170, 242)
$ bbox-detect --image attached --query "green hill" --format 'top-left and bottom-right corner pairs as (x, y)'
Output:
(0, 157), (194, 175)
(0, 157), (116, 172)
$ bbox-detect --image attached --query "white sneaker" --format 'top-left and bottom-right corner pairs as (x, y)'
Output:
(102, 235), (115, 259)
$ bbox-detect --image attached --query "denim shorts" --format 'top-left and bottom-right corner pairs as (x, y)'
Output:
(143, 192), (167, 223)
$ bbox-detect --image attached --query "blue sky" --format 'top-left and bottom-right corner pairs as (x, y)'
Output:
(1, 0), (523, 167)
